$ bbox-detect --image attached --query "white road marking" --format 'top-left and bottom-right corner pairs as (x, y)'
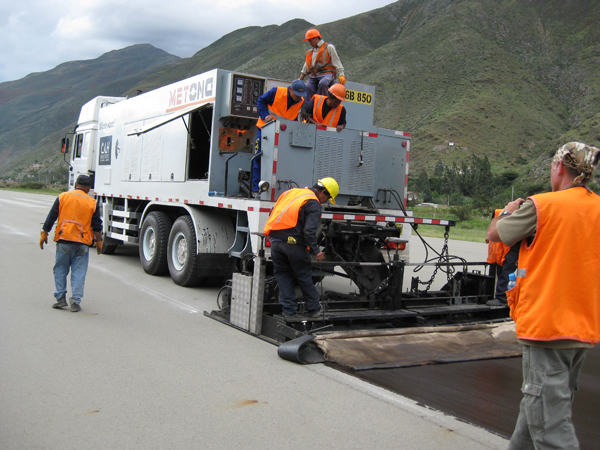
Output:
(89, 263), (200, 313)
(0, 198), (48, 208)
(0, 224), (31, 237)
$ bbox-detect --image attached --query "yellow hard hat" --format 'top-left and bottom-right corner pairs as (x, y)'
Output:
(303, 29), (321, 42)
(318, 177), (339, 204)
(328, 84), (346, 101)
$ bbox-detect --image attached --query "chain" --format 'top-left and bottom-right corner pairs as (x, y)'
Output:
(418, 227), (453, 293)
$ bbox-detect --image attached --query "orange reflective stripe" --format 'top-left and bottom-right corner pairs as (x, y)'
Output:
(264, 189), (318, 234)
(256, 87), (304, 129)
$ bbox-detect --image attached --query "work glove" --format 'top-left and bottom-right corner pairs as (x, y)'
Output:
(96, 240), (103, 255)
(40, 231), (48, 250)
(338, 75), (346, 85)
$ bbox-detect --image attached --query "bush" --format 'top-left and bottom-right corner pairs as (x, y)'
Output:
(449, 204), (473, 221)
(18, 182), (45, 190)
(449, 192), (464, 206)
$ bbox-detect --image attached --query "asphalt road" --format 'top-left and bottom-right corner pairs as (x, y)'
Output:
(0, 189), (507, 450)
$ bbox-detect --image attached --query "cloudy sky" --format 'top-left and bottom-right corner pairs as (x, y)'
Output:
(1, 0), (397, 83)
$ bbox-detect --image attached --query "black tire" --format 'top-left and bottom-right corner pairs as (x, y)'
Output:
(139, 211), (172, 275)
(167, 216), (201, 286)
(102, 244), (118, 255)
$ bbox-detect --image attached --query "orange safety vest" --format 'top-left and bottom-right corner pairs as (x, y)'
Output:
(305, 42), (337, 77)
(487, 209), (511, 264)
(256, 87), (304, 129)
(263, 188), (319, 234)
(313, 95), (343, 127)
(506, 187), (600, 344)
(54, 189), (97, 245)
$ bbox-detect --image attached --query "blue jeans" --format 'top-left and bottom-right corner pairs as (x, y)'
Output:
(306, 73), (334, 98)
(270, 240), (321, 315)
(495, 243), (520, 301)
(53, 242), (90, 304)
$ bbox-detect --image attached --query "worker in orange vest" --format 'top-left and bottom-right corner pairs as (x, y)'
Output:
(252, 80), (307, 195)
(302, 84), (347, 132)
(40, 174), (103, 312)
(487, 142), (600, 450)
(264, 177), (339, 318)
(299, 28), (345, 99)
(486, 208), (519, 306)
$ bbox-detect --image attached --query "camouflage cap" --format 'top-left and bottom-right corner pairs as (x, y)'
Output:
(553, 142), (600, 184)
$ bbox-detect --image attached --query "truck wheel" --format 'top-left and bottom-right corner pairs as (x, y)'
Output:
(139, 211), (172, 275)
(167, 215), (201, 286)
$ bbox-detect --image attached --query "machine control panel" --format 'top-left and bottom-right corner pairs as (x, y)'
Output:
(230, 75), (265, 119)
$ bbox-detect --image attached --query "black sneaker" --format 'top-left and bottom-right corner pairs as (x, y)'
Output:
(306, 308), (323, 318)
(52, 295), (68, 309)
(70, 302), (81, 313)
(486, 299), (507, 306)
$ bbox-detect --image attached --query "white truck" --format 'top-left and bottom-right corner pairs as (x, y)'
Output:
(64, 68), (507, 349)
(63, 68), (424, 291)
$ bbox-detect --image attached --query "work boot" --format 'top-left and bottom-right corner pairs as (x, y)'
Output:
(70, 301), (81, 313)
(486, 298), (507, 306)
(306, 307), (323, 318)
(52, 295), (68, 309)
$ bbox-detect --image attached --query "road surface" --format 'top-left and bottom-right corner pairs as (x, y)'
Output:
(1, 189), (507, 450)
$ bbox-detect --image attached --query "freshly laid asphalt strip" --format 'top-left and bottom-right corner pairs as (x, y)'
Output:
(330, 345), (600, 450)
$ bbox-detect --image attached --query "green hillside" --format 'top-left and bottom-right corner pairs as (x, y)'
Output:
(2, 0), (599, 197)
(0, 44), (181, 176)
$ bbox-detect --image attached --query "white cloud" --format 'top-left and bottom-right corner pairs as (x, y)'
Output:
(52, 16), (93, 39)
(0, 0), (396, 83)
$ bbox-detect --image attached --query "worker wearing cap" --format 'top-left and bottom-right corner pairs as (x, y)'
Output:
(40, 174), (103, 312)
(264, 177), (339, 318)
(302, 83), (347, 132)
(299, 28), (345, 99)
(487, 142), (600, 450)
(252, 80), (307, 195)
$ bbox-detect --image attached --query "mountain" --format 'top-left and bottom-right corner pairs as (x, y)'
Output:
(0, 44), (181, 175)
(2, 0), (600, 192)
(119, 18), (313, 98)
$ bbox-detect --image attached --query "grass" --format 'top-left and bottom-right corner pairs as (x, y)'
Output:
(410, 205), (489, 243)
(0, 185), (67, 196)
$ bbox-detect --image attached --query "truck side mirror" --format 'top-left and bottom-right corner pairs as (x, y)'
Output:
(61, 137), (69, 154)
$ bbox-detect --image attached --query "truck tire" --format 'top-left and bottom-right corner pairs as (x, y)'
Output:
(139, 211), (173, 276)
(167, 215), (201, 286)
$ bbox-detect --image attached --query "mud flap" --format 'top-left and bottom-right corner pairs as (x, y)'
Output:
(277, 334), (326, 364)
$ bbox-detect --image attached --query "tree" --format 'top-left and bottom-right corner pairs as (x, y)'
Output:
(414, 170), (433, 202)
